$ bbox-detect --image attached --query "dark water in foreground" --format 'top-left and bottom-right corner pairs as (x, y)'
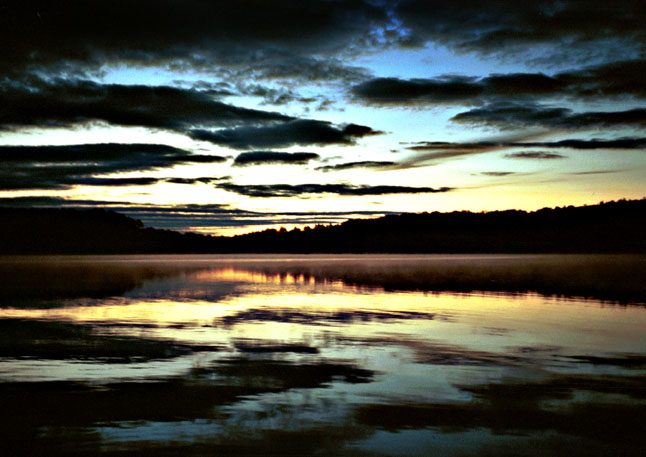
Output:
(1, 254), (645, 456)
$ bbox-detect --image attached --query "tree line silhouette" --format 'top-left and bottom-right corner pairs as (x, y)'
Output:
(1, 198), (644, 254)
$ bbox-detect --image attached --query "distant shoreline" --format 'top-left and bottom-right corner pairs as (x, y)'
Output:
(1, 198), (644, 255)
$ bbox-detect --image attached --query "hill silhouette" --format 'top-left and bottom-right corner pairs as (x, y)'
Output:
(0, 208), (213, 254)
(0, 199), (644, 254)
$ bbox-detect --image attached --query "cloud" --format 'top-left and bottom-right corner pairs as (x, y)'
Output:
(410, 137), (646, 154)
(5, 1), (644, 84)
(316, 161), (396, 172)
(451, 103), (646, 129)
(505, 151), (567, 159)
(557, 59), (646, 98)
(568, 169), (625, 175)
(0, 197), (124, 208)
(480, 172), (516, 177)
(0, 143), (227, 190)
(392, 142), (509, 169)
(172, 155), (229, 163)
(0, 78), (384, 160)
(0, 143), (220, 164)
(190, 120), (382, 149)
(394, 1), (646, 61)
(0, 166), (79, 190)
(353, 73), (563, 104)
(236, 84), (302, 106)
(0, 168), (165, 190)
(165, 177), (231, 184)
(391, 133), (645, 169)
(352, 60), (646, 105)
(231, 56), (371, 86)
(407, 141), (498, 152)
(514, 137), (646, 149)
(0, 197), (401, 231)
(402, 135), (646, 164)
(233, 151), (320, 166)
(1, 1), (387, 78)
(219, 183), (453, 197)
(352, 75), (485, 104)
(0, 78), (292, 132)
(71, 177), (161, 187)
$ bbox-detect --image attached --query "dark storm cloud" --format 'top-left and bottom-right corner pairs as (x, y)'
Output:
(316, 161), (396, 172)
(0, 0), (387, 78)
(352, 59), (646, 105)
(219, 183), (453, 198)
(505, 151), (566, 159)
(451, 104), (646, 129)
(394, 1), (646, 59)
(190, 120), (382, 149)
(4, 2), (645, 95)
(0, 143), (227, 190)
(233, 151), (320, 166)
(6, 1), (644, 83)
(0, 78), (292, 132)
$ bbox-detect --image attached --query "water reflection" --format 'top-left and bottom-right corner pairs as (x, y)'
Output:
(0, 255), (645, 456)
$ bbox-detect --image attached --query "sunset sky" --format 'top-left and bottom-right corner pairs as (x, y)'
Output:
(1, 1), (645, 235)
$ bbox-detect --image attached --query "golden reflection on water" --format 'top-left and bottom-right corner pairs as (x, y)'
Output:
(194, 267), (321, 285)
(1, 256), (646, 457)
(1, 265), (644, 357)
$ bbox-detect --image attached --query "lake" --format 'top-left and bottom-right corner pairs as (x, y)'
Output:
(1, 254), (645, 456)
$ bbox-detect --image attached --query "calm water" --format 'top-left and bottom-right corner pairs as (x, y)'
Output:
(1, 254), (645, 456)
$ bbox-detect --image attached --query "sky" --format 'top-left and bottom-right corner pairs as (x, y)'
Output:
(1, 1), (645, 235)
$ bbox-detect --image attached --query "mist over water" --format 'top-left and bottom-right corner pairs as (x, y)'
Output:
(1, 255), (645, 456)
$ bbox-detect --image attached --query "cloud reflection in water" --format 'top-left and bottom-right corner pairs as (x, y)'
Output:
(0, 255), (644, 456)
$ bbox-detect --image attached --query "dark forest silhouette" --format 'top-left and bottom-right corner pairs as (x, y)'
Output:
(1, 199), (644, 254)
